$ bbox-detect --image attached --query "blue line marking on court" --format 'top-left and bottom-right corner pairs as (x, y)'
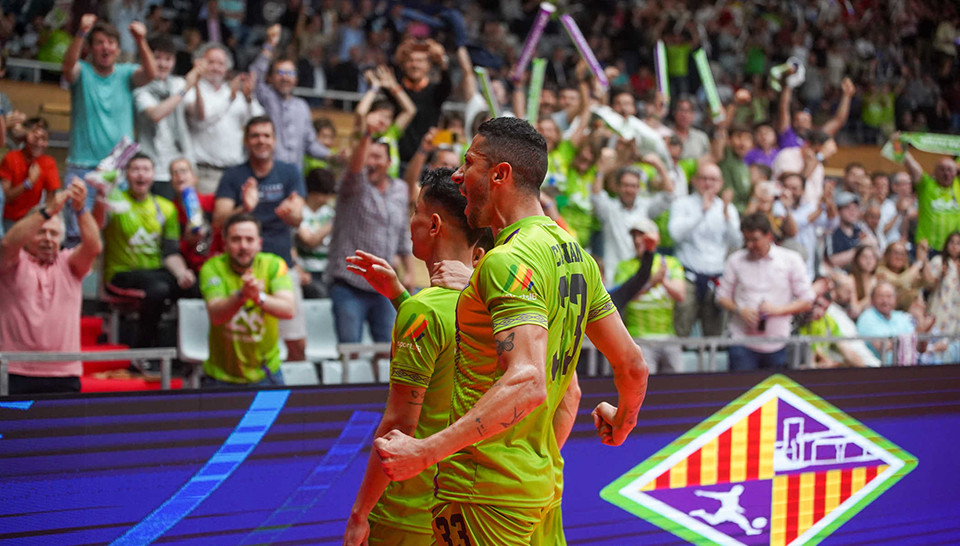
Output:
(109, 390), (290, 546)
(238, 410), (380, 545)
(0, 401), (34, 410)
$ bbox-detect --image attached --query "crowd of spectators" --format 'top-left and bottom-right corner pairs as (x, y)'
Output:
(1, 0), (959, 393)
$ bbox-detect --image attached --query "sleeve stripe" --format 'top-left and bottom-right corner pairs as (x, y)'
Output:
(492, 312), (548, 331)
(390, 367), (431, 387)
(588, 300), (617, 322)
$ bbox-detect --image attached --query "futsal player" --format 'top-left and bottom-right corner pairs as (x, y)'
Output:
(375, 117), (650, 544)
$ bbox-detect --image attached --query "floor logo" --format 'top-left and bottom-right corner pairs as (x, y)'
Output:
(601, 375), (917, 545)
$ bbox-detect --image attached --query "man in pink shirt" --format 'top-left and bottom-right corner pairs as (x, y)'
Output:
(716, 212), (814, 371)
(0, 178), (102, 394)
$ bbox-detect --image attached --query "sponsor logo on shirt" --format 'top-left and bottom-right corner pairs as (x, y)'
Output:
(227, 307), (264, 343)
(504, 263), (535, 292)
(128, 227), (160, 255)
(400, 313), (428, 344)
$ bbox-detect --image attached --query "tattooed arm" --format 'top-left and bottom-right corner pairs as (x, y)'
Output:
(375, 324), (548, 481)
(345, 383), (426, 545)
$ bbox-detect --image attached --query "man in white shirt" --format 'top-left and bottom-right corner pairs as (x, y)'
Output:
(592, 154), (675, 286)
(183, 43), (264, 193)
(669, 163), (742, 337)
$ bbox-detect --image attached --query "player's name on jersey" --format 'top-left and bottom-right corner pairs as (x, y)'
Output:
(551, 241), (585, 267)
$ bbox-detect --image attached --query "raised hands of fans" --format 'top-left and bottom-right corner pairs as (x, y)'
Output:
(363, 67), (380, 88)
(430, 260), (474, 291)
(79, 14), (97, 35)
(66, 177), (87, 212)
(419, 127), (439, 155)
(274, 192), (302, 225)
(265, 23), (282, 49)
(841, 77), (856, 98)
(425, 39), (445, 65)
(241, 271), (263, 302)
(345, 249), (405, 300)
(128, 21), (147, 42)
(241, 177), (259, 212)
(574, 59), (589, 82)
(734, 88), (752, 105)
(376, 65), (399, 92)
(596, 147), (618, 176)
(916, 239), (930, 262)
(229, 73), (243, 100)
(820, 138), (838, 160)
(185, 58), (207, 89)
(240, 73), (255, 101)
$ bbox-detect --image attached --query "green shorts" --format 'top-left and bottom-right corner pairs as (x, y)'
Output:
(530, 504), (566, 546)
(368, 520), (433, 546)
(431, 501), (543, 546)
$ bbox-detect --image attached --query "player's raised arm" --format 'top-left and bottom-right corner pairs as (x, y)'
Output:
(375, 323), (548, 481)
(585, 312), (649, 446)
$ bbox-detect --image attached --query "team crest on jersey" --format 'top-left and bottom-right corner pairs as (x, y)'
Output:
(504, 263), (535, 292)
(601, 375), (916, 546)
(400, 313), (428, 343)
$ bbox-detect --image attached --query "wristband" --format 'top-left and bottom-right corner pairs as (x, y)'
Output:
(39, 207), (52, 220)
(77, 30), (89, 40)
(390, 290), (411, 309)
(178, 88), (188, 98)
(24, 179), (34, 191)
(234, 289), (244, 301)
(815, 152), (825, 162)
(257, 290), (267, 306)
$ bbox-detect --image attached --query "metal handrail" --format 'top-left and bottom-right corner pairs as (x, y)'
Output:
(0, 347), (178, 396)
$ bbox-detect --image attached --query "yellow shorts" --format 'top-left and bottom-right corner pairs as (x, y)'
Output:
(431, 501), (543, 546)
(530, 504), (566, 546)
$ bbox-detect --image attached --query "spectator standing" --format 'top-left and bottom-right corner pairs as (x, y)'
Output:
(881, 172), (917, 244)
(212, 116), (307, 360)
(199, 213), (295, 386)
(184, 43), (264, 193)
(669, 163), (742, 337)
(923, 231), (960, 338)
(353, 65), (418, 179)
(62, 15), (157, 245)
(778, 172), (838, 277)
(134, 35), (204, 201)
(825, 191), (874, 269)
(614, 218), (686, 374)
(712, 123), (755, 213)
(395, 38), (452, 165)
(1, 118), (59, 232)
(671, 97), (711, 160)
(326, 133), (413, 343)
(716, 213), (814, 371)
(103, 154), (197, 348)
(249, 24), (331, 174)
(903, 151), (960, 254)
(0, 180), (100, 394)
(593, 154), (675, 286)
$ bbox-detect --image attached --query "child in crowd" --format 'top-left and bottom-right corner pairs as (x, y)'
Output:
(297, 168), (337, 299)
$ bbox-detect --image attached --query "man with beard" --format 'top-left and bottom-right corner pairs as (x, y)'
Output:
(0, 179), (100, 394)
(199, 213), (294, 386)
(62, 14), (156, 245)
(212, 116), (307, 360)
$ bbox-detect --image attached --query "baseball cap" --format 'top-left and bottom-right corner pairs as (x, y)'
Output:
(835, 191), (860, 208)
(629, 217), (660, 236)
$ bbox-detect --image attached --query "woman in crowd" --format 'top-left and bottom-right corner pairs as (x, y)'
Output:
(924, 231), (960, 338)
(877, 239), (928, 311)
(848, 244), (880, 320)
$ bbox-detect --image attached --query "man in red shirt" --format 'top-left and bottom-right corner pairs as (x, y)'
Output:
(1, 117), (60, 232)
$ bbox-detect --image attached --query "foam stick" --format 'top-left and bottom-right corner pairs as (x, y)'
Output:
(474, 67), (501, 119)
(693, 49), (724, 122)
(560, 14), (609, 90)
(654, 40), (670, 109)
(526, 58), (547, 124)
(510, 3), (555, 82)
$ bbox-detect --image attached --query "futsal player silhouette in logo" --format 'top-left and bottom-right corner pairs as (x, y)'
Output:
(688, 485), (765, 536)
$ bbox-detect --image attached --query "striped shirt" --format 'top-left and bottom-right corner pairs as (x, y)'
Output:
(325, 171), (411, 290)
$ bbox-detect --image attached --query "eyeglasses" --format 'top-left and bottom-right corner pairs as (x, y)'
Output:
(276, 69), (297, 77)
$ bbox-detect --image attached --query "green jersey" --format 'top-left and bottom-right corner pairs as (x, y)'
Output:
(614, 253), (684, 338)
(437, 215), (615, 509)
(102, 190), (179, 283)
(198, 253), (292, 383)
(915, 173), (960, 252)
(798, 314), (842, 356)
(368, 286), (460, 534)
(557, 164), (597, 248)
(543, 140), (576, 191)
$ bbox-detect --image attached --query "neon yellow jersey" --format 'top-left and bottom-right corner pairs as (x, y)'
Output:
(102, 190), (180, 283)
(368, 286), (460, 534)
(437, 215), (615, 508)
(198, 253), (292, 383)
(915, 173), (960, 252)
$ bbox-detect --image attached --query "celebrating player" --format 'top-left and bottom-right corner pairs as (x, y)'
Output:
(374, 117), (650, 544)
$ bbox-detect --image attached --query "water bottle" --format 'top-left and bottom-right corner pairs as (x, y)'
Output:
(181, 187), (204, 233)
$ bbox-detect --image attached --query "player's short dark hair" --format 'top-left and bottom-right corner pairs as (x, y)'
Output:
(128, 152), (154, 166)
(419, 167), (487, 246)
(305, 168), (336, 194)
(741, 212), (773, 234)
(475, 117), (548, 195)
(223, 212), (262, 237)
(148, 35), (177, 55)
(244, 115), (275, 138)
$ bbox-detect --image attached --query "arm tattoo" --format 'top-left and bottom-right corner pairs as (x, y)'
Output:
(500, 407), (524, 429)
(475, 417), (487, 436)
(408, 390), (424, 406)
(495, 333), (515, 356)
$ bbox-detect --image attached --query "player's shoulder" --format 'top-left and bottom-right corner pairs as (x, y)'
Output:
(400, 287), (456, 318)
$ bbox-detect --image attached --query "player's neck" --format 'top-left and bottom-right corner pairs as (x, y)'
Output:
(490, 198), (545, 238)
(427, 242), (474, 282)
